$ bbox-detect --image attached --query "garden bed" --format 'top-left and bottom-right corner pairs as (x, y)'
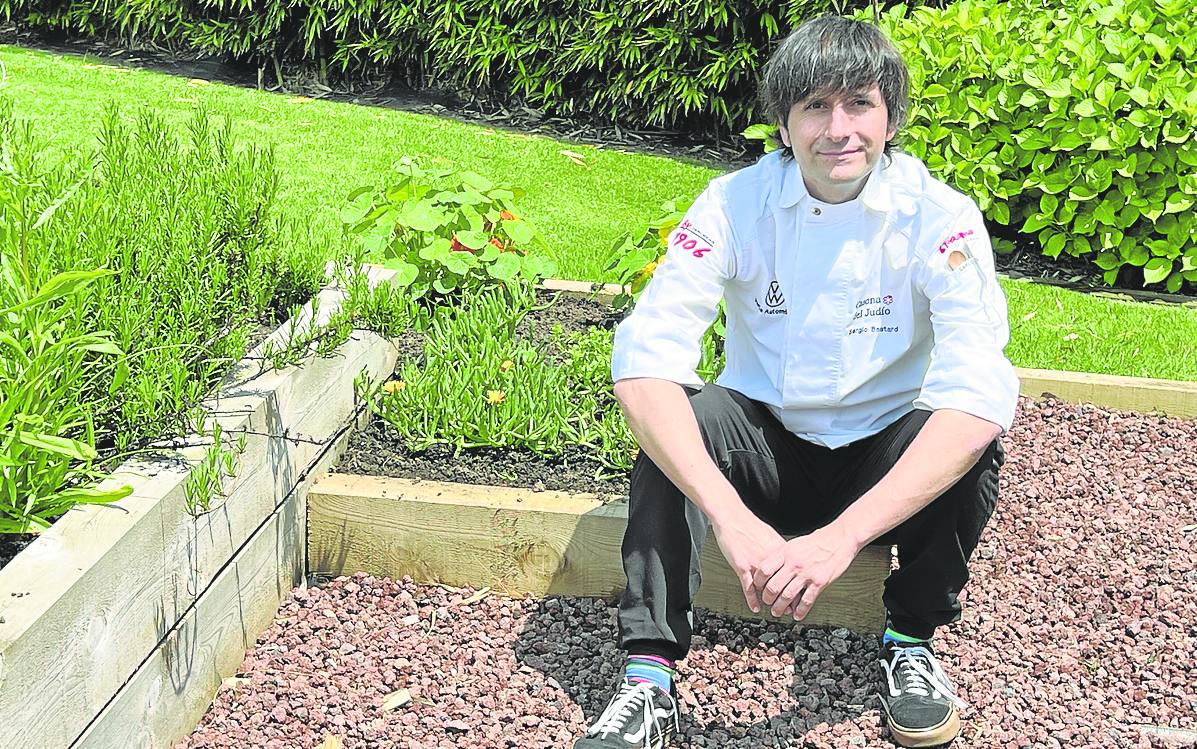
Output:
(180, 392), (1197, 748)
(338, 288), (628, 496)
(0, 267), (402, 749)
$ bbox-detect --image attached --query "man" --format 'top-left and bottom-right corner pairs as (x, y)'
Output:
(574, 13), (1018, 749)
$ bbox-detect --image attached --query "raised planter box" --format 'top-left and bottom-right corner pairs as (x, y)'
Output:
(4, 268), (1195, 748)
(0, 266), (402, 749)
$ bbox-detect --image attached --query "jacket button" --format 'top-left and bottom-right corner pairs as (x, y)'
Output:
(812, 206), (822, 216)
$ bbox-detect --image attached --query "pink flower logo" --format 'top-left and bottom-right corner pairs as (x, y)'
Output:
(883, 295), (893, 305)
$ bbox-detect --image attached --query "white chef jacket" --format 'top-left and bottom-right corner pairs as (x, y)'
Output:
(610, 149), (1019, 449)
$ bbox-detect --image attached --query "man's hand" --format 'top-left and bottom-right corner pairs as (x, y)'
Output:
(711, 511), (788, 613)
(752, 523), (860, 620)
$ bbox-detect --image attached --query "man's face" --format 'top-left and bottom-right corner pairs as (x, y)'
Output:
(778, 85), (895, 204)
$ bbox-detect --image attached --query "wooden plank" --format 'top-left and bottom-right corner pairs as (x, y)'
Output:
(1016, 367), (1197, 419)
(73, 483), (306, 749)
(308, 474), (889, 633)
(540, 277), (624, 303)
(0, 271), (402, 749)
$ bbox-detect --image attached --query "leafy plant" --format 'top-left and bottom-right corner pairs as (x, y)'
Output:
(0, 125), (133, 532)
(605, 196), (726, 382)
(363, 285), (637, 474)
(2, 0), (884, 140)
(879, 0), (1197, 292)
(342, 157), (557, 303)
(0, 100), (327, 529)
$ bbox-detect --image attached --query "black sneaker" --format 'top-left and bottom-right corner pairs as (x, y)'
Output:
(573, 679), (680, 748)
(879, 640), (967, 747)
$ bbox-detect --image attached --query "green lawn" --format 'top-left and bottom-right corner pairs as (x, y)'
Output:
(8, 43), (1197, 381)
(4, 45), (715, 282)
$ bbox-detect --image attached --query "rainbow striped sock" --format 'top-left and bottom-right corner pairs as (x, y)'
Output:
(883, 627), (929, 646)
(624, 654), (676, 692)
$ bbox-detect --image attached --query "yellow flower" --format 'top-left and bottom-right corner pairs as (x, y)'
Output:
(382, 380), (406, 394)
(486, 389), (506, 405)
(658, 225), (672, 246)
(499, 359), (515, 372)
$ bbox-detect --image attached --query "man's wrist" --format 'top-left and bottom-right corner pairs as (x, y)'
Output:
(829, 510), (873, 555)
(697, 488), (752, 528)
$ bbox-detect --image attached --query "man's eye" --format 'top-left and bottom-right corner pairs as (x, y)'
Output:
(854, 98), (874, 107)
(806, 101), (826, 110)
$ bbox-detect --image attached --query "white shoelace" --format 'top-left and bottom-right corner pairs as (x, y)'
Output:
(586, 681), (678, 748)
(882, 644), (968, 711)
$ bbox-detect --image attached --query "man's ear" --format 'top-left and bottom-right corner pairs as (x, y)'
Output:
(778, 122), (792, 149)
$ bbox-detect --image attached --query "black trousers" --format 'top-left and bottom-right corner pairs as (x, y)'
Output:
(618, 384), (1004, 662)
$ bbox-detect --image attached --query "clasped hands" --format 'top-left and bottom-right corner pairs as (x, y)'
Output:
(711, 510), (859, 621)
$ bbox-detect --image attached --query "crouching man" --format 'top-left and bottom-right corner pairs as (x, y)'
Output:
(573, 13), (1017, 749)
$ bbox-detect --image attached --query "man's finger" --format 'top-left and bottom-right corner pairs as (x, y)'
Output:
(760, 568), (794, 609)
(740, 570), (761, 613)
(791, 583), (823, 621)
(751, 551), (784, 593)
(771, 576), (808, 618)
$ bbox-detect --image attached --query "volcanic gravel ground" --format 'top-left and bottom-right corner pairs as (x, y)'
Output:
(179, 397), (1197, 748)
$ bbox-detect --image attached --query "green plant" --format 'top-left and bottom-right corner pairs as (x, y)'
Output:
(881, 0), (1197, 292)
(1, 0), (884, 141)
(342, 157), (557, 303)
(0, 99), (328, 526)
(181, 422), (248, 515)
(0, 127), (133, 532)
(605, 197), (692, 313)
(362, 286), (637, 474)
(605, 196), (726, 382)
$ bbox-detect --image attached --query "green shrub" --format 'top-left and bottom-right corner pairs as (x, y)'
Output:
(3, 0), (882, 138)
(341, 157), (556, 303)
(883, 0), (1197, 290)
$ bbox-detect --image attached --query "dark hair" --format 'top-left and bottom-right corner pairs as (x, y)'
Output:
(759, 15), (910, 157)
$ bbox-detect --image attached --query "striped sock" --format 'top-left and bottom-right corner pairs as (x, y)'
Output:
(883, 627), (929, 646)
(624, 654), (676, 692)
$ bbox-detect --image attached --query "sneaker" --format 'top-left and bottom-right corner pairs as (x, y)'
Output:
(879, 640), (967, 747)
(572, 679), (680, 749)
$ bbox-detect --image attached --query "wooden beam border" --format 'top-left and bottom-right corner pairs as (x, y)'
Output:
(0, 266), (402, 749)
(308, 474), (891, 633)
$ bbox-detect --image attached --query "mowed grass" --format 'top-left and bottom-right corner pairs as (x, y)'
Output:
(3, 44), (716, 282)
(8, 43), (1197, 381)
(1004, 281), (1197, 381)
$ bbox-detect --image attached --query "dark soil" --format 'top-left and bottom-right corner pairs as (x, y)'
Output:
(994, 242), (1197, 305)
(0, 535), (37, 570)
(178, 396), (1197, 748)
(337, 291), (631, 498)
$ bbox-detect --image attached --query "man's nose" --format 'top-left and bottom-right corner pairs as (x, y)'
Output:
(826, 105), (852, 140)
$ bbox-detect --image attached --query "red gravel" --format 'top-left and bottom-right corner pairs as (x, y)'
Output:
(177, 396), (1197, 748)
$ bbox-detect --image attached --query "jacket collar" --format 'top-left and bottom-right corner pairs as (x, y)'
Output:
(777, 152), (895, 213)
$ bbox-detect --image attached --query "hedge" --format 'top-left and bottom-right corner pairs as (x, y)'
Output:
(2, 0), (886, 139)
(882, 0), (1197, 290)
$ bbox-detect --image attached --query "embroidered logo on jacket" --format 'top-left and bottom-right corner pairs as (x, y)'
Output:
(673, 220), (715, 258)
(754, 280), (788, 315)
(847, 293), (899, 336)
(937, 230), (975, 254)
